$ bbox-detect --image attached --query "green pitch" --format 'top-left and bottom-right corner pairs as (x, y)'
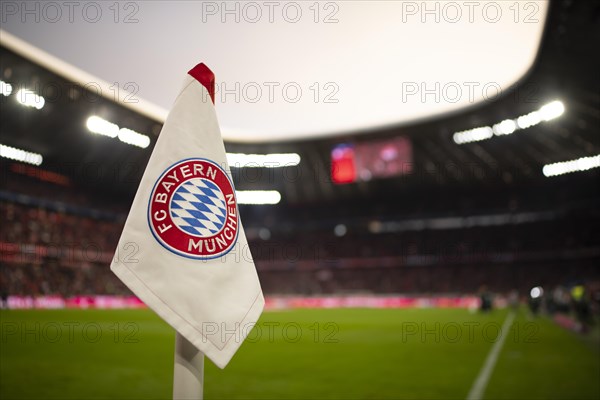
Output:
(1, 307), (598, 399)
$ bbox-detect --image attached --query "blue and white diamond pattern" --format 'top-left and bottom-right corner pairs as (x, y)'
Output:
(170, 178), (227, 237)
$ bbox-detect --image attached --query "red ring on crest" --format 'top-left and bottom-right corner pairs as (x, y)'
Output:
(148, 158), (239, 260)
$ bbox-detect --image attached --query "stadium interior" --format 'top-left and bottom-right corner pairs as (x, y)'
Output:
(1, 1), (599, 399)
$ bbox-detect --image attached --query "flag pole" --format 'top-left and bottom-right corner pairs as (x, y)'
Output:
(172, 63), (213, 400)
(173, 332), (204, 400)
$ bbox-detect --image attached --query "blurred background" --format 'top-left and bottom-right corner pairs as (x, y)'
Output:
(1, 1), (599, 399)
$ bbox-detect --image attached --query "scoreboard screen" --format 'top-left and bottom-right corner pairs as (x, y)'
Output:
(331, 137), (412, 184)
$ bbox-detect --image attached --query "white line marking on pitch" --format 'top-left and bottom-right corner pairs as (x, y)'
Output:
(466, 312), (516, 400)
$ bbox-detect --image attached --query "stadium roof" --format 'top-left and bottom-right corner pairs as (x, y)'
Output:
(1, 1), (598, 204)
(1, 1), (549, 142)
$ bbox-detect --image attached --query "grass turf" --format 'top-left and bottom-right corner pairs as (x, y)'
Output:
(0, 308), (598, 399)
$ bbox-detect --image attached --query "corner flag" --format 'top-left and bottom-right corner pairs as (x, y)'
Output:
(110, 63), (264, 369)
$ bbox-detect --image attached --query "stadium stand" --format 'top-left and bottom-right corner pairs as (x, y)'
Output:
(2, 165), (598, 300)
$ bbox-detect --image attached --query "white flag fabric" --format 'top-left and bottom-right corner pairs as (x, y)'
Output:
(111, 63), (264, 369)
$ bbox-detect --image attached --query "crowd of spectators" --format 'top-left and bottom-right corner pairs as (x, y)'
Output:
(1, 167), (599, 299)
(1, 202), (122, 250)
(1, 261), (128, 297)
(2, 197), (599, 298)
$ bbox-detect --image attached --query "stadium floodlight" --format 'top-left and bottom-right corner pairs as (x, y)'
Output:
(258, 228), (271, 240)
(235, 190), (281, 205)
(0, 143), (43, 165)
(226, 153), (301, 168)
(542, 154), (600, 177)
(539, 100), (565, 121)
(15, 89), (45, 110)
(87, 116), (119, 138)
(453, 99), (565, 144)
(492, 119), (517, 136)
(87, 116), (151, 149)
(0, 80), (12, 96)
(516, 111), (542, 129)
(530, 286), (543, 299)
(118, 128), (151, 149)
(452, 127), (493, 144)
(334, 224), (348, 237)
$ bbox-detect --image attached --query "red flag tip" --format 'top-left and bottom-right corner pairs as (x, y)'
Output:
(188, 63), (215, 104)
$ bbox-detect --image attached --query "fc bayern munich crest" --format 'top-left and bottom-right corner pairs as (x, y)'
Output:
(148, 158), (239, 259)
